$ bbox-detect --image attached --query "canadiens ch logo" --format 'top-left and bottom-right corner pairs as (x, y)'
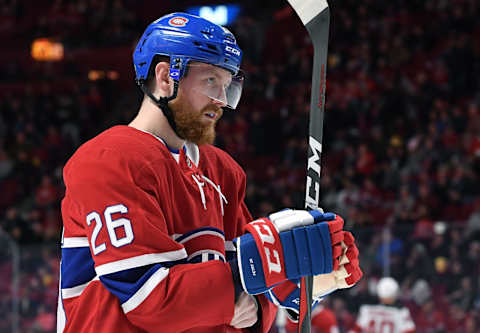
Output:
(168, 17), (189, 27)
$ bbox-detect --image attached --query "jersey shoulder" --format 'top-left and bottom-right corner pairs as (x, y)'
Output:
(74, 125), (170, 160)
(64, 126), (172, 185)
(67, 126), (170, 166)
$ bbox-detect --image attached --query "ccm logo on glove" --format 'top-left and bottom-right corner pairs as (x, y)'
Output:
(251, 220), (282, 273)
(246, 218), (286, 284)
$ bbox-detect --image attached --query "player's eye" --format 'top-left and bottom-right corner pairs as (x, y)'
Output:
(206, 77), (216, 85)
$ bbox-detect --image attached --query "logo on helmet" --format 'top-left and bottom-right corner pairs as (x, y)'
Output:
(225, 45), (240, 56)
(168, 17), (189, 27)
(170, 70), (180, 78)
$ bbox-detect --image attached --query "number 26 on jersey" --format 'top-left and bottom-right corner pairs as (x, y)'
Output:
(86, 204), (134, 255)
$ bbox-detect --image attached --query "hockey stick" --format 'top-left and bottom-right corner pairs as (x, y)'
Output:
(285, 1), (330, 332)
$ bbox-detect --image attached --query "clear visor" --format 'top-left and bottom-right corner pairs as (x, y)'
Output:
(187, 63), (244, 110)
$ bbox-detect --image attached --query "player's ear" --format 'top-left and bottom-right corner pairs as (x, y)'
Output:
(154, 61), (173, 97)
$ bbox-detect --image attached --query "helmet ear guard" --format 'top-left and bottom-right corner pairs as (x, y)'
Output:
(169, 57), (184, 81)
(138, 67), (180, 136)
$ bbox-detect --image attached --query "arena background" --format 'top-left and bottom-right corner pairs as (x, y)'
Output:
(0, 0), (479, 332)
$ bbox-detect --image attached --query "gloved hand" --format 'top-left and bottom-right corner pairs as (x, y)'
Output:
(265, 278), (320, 317)
(265, 231), (362, 317)
(312, 231), (362, 298)
(233, 209), (344, 295)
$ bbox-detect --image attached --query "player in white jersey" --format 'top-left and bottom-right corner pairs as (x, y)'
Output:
(355, 277), (415, 333)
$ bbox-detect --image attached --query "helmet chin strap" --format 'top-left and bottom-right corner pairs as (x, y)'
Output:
(139, 80), (184, 139)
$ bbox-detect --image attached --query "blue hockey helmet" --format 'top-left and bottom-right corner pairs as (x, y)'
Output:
(133, 12), (243, 83)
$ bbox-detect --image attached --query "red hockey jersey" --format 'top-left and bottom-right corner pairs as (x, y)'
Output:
(57, 125), (277, 332)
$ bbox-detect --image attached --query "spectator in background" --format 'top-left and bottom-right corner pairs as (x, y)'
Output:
(466, 200), (480, 240)
(412, 299), (447, 333)
(31, 305), (55, 333)
(448, 277), (475, 313)
(355, 143), (376, 177)
(34, 175), (59, 208)
(0, 146), (13, 179)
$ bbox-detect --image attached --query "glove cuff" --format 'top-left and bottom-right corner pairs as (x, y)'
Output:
(228, 258), (244, 302)
(240, 218), (287, 293)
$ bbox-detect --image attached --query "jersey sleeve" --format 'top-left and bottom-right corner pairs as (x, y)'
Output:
(61, 148), (235, 331)
(399, 307), (415, 333)
(230, 161), (278, 332)
(356, 305), (369, 329)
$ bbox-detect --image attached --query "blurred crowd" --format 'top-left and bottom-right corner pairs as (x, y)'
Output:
(326, 221), (480, 333)
(1, 0), (480, 331)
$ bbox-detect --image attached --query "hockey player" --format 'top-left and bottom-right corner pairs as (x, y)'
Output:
(57, 13), (362, 332)
(355, 277), (415, 333)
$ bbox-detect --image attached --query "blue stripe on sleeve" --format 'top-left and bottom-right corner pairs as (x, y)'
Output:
(61, 247), (96, 289)
(175, 226), (224, 243)
(100, 264), (164, 304)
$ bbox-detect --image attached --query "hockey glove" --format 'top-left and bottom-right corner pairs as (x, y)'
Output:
(312, 231), (363, 298)
(265, 278), (320, 318)
(265, 231), (362, 318)
(234, 210), (344, 295)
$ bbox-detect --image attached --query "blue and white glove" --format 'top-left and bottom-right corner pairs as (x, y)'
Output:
(232, 209), (344, 295)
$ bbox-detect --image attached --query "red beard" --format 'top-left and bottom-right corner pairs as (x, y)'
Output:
(169, 94), (223, 145)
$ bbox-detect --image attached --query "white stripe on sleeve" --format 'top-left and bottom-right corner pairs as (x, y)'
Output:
(188, 250), (225, 262)
(62, 237), (90, 248)
(95, 249), (187, 276)
(61, 276), (100, 299)
(122, 267), (170, 314)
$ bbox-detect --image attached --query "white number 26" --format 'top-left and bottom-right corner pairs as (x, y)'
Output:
(86, 204), (134, 255)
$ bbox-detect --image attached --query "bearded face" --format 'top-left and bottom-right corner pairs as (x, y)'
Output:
(166, 62), (236, 145)
(169, 89), (224, 145)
